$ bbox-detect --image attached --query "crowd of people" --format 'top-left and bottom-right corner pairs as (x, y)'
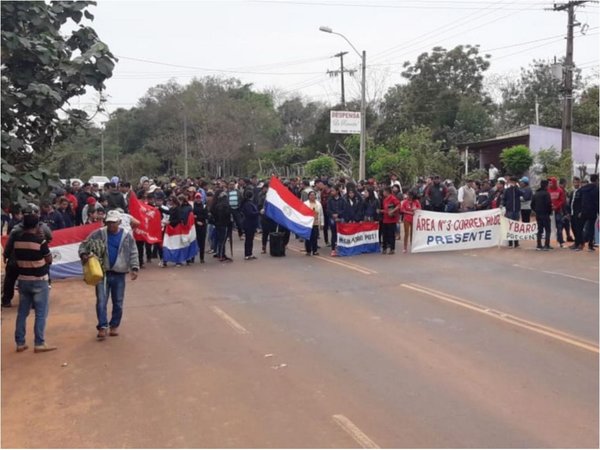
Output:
(1, 170), (598, 350)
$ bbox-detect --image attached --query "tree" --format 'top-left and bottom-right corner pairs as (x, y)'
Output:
(1, 1), (116, 204)
(500, 145), (534, 176)
(533, 148), (573, 181)
(305, 156), (337, 178)
(378, 45), (493, 146)
(573, 85), (599, 136)
(498, 60), (582, 132)
(275, 97), (324, 147)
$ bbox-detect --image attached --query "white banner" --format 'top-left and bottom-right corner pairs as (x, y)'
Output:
(500, 217), (537, 241)
(412, 209), (502, 253)
(330, 111), (361, 134)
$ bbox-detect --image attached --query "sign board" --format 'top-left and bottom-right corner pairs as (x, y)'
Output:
(330, 111), (361, 134)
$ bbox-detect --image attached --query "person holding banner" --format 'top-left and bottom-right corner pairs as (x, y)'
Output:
(503, 176), (522, 248)
(327, 185), (346, 257)
(381, 187), (401, 255)
(303, 191), (324, 256)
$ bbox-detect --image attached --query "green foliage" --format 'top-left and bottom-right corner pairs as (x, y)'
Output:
(533, 148), (573, 180)
(500, 145), (533, 176)
(1, 1), (116, 204)
(465, 168), (488, 182)
(573, 85), (599, 136)
(378, 45), (492, 146)
(305, 156), (337, 178)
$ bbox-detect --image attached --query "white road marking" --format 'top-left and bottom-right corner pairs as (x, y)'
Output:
(287, 246), (376, 275)
(209, 306), (249, 335)
(512, 264), (598, 284)
(402, 283), (599, 354)
(332, 414), (380, 449)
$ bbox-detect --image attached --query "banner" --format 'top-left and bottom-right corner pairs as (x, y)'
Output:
(336, 222), (380, 256)
(500, 217), (537, 241)
(128, 192), (163, 244)
(412, 208), (502, 253)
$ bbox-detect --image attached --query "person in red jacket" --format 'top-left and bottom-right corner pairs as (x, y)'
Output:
(548, 177), (567, 247)
(380, 187), (401, 255)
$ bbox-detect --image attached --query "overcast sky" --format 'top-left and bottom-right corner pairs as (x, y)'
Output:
(71, 0), (599, 119)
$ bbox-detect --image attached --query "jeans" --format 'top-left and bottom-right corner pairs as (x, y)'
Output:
(15, 279), (50, 346)
(95, 272), (126, 330)
(322, 211), (330, 244)
(195, 224), (207, 261)
(215, 226), (228, 258)
(582, 216), (598, 247)
(554, 211), (565, 244)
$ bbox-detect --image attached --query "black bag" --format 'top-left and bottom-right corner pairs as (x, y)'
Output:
(269, 232), (286, 257)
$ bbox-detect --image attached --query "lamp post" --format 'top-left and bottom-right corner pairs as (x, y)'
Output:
(320, 26), (366, 181)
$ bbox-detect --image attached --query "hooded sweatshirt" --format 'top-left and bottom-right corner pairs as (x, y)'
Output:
(548, 177), (566, 213)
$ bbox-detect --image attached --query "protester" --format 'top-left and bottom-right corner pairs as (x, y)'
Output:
(503, 176), (522, 248)
(381, 187), (401, 255)
(327, 185), (345, 257)
(458, 180), (476, 212)
(568, 177), (584, 251)
(8, 213), (56, 352)
(212, 190), (233, 262)
(548, 176), (567, 248)
(400, 191), (421, 253)
(579, 174), (599, 251)
(258, 182), (275, 254)
(240, 189), (260, 260)
(303, 190), (324, 256)
(79, 210), (139, 340)
(519, 177), (532, 222)
(531, 179), (553, 251)
(425, 175), (446, 212)
(193, 192), (209, 264)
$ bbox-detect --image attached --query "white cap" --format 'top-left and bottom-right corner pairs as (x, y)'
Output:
(104, 210), (121, 223)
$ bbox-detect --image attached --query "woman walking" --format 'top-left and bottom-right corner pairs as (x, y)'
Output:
(400, 191), (421, 253)
(304, 191), (324, 256)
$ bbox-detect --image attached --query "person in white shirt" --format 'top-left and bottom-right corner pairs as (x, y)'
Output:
(458, 180), (476, 212)
(390, 173), (403, 194)
(488, 164), (499, 182)
(303, 190), (324, 256)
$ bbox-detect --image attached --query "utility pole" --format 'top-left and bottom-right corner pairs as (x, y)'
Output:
(360, 50), (367, 181)
(100, 128), (105, 176)
(552, 1), (589, 153)
(327, 51), (355, 108)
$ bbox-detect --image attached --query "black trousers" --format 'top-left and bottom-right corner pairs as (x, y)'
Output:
(330, 220), (338, 251)
(261, 216), (275, 250)
(322, 211), (330, 244)
(195, 224), (207, 262)
(582, 216), (597, 247)
(520, 209), (531, 223)
(536, 216), (551, 247)
(244, 229), (256, 256)
(231, 210), (243, 237)
(1, 264), (18, 305)
(382, 223), (396, 251)
(571, 215), (584, 246)
(305, 226), (319, 254)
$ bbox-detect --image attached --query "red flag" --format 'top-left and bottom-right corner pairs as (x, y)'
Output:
(128, 192), (163, 244)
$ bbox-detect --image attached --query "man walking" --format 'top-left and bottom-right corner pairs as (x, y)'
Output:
(532, 179), (553, 251)
(503, 176), (522, 248)
(79, 210), (139, 340)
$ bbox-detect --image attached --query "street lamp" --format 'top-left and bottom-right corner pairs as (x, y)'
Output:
(320, 26), (367, 181)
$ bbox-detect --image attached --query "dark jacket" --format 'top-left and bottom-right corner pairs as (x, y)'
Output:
(531, 188), (552, 217)
(106, 191), (127, 212)
(40, 209), (65, 230)
(579, 183), (599, 219)
(503, 184), (522, 213)
(343, 195), (363, 222)
(211, 197), (232, 227)
(327, 195), (346, 219)
(569, 188), (583, 216)
(240, 200), (259, 232)
(193, 202), (209, 226)
(362, 196), (379, 221)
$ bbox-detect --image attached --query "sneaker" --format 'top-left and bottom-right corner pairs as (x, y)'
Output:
(536, 246), (543, 251)
(313, 252), (319, 256)
(97, 329), (107, 340)
(34, 344), (57, 353)
(403, 249), (407, 253)
(559, 243), (564, 248)
(109, 327), (119, 336)
(175, 263), (182, 267)
(381, 249), (388, 255)
(330, 250), (337, 257)
(574, 247), (583, 252)
(244, 255), (257, 260)
(261, 247), (267, 254)
(588, 246), (596, 252)
(16, 344), (28, 352)
(389, 250), (395, 255)
(569, 244), (578, 250)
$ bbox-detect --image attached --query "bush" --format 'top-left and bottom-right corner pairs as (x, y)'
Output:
(500, 145), (533, 176)
(305, 156), (337, 178)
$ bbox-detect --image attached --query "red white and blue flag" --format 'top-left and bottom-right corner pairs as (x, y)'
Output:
(265, 176), (315, 240)
(162, 212), (198, 264)
(336, 222), (380, 256)
(1, 222), (103, 280)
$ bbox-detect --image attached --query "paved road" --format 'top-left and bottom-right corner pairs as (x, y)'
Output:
(2, 238), (598, 448)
